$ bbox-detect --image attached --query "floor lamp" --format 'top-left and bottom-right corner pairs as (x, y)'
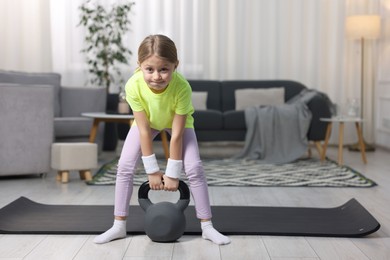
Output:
(345, 15), (381, 152)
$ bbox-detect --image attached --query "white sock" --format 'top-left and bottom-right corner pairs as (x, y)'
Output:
(201, 221), (231, 245)
(93, 219), (127, 244)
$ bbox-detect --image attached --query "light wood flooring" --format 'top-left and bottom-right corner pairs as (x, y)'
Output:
(0, 142), (389, 260)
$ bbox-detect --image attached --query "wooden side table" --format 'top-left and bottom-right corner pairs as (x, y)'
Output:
(320, 117), (367, 165)
(81, 112), (169, 159)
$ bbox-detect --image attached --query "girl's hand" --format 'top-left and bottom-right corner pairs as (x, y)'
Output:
(148, 172), (164, 190)
(163, 175), (179, 191)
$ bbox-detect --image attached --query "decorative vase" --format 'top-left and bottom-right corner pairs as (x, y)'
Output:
(347, 98), (360, 118)
(117, 90), (131, 114)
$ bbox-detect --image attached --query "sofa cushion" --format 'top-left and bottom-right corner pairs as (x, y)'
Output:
(61, 86), (106, 117)
(223, 110), (246, 130)
(221, 80), (306, 112)
(54, 117), (93, 137)
(0, 70), (61, 117)
(235, 87), (285, 110)
(193, 110), (223, 130)
(188, 80), (221, 111)
(192, 91), (208, 110)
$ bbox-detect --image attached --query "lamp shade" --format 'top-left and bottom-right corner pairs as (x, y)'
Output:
(346, 15), (381, 39)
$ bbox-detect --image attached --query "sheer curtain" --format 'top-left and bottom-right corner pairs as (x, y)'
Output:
(1, 0), (386, 144)
(48, 0), (353, 142)
(377, 1), (390, 148)
(0, 0), (52, 71)
(51, 0), (347, 96)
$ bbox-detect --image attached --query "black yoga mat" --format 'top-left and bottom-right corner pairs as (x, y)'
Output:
(0, 197), (380, 237)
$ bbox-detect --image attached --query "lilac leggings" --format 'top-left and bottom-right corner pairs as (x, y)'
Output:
(114, 126), (212, 220)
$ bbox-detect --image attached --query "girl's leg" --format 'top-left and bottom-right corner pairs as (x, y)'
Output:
(180, 128), (230, 245)
(114, 126), (143, 217)
(94, 126), (143, 244)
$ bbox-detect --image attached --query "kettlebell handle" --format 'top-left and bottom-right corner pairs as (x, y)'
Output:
(138, 180), (190, 200)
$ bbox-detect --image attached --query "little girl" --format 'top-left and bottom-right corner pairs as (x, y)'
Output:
(94, 34), (230, 245)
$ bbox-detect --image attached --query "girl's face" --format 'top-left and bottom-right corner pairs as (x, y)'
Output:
(139, 55), (178, 93)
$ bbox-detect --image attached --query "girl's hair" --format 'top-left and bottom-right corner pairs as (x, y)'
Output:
(138, 34), (178, 64)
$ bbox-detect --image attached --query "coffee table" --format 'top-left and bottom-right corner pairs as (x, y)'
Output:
(320, 117), (367, 165)
(81, 112), (169, 159)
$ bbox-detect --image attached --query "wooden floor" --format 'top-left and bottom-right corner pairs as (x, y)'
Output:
(0, 143), (389, 260)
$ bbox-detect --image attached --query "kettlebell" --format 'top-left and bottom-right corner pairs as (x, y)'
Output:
(138, 180), (190, 242)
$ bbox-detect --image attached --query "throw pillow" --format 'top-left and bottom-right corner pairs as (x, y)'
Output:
(192, 91), (208, 110)
(235, 88), (285, 110)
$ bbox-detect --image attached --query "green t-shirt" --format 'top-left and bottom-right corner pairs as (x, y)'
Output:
(125, 70), (194, 131)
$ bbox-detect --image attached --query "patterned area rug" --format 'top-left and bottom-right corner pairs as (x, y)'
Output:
(87, 158), (376, 187)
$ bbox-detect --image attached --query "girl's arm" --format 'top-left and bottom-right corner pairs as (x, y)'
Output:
(169, 113), (186, 159)
(163, 113), (186, 191)
(133, 111), (164, 190)
(133, 111), (153, 155)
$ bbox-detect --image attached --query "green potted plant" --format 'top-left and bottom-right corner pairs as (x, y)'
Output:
(78, 0), (135, 150)
(78, 0), (135, 95)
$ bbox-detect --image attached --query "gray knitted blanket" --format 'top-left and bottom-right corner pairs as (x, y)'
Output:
(233, 90), (323, 163)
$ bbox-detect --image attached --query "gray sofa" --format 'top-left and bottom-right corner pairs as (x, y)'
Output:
(0, 70), (106, 143)
(0, 70), (107, 176)
(189, 80), (332, 143)
(114, 80), (332, 148)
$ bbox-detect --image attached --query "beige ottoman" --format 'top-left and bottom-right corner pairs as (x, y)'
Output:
(51, 143), (98, 183)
